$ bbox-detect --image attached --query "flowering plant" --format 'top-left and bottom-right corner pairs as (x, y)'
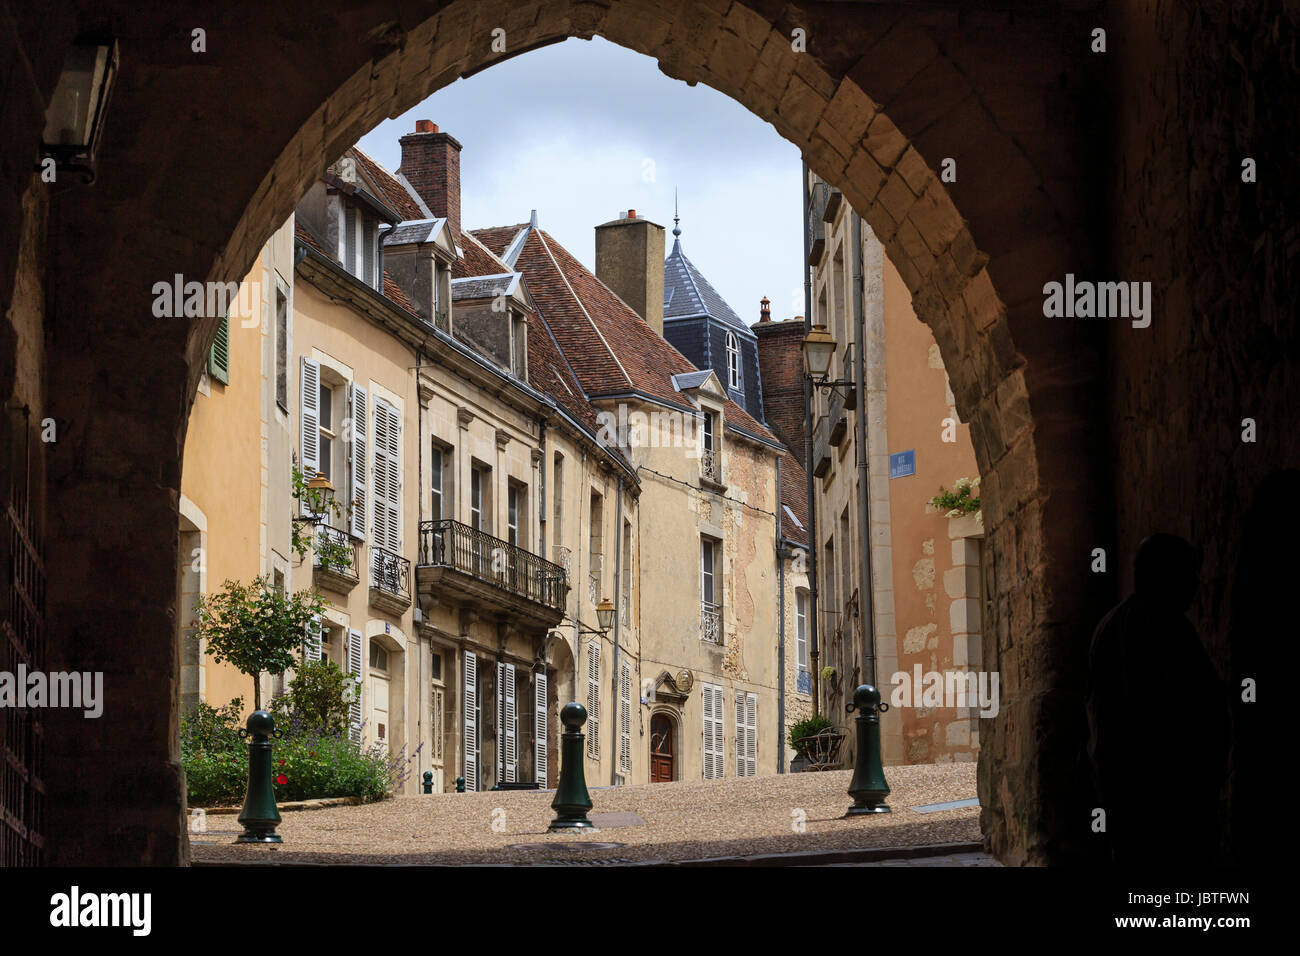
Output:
(930, 477), (982, 524)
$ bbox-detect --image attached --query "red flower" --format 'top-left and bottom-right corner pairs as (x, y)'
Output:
(309, 752), (316, 757)
(275, 774), (288, 786)
(278, 759), (286, 766)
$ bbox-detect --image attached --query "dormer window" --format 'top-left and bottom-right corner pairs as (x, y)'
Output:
(726, 332), (741, 391)
(341, 202), (380, 290)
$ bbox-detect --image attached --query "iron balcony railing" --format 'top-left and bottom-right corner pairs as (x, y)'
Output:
(588, 552), (602, 606)
(700, 447), (719, 483)
(418, 519), (568, 611)
(370, 546), (411, 602)
(313, 523), (357, 574)
(701, 600), (722, 644)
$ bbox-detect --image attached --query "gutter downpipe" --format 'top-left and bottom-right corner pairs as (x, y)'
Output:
(611, 476), (624, 786)
(776, 456), (786, 773)
(852, 211), (877, 688)
(801, 161), (820, 719)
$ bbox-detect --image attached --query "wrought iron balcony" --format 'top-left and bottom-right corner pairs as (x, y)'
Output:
(700, 447), (719, 484)
(553, 545), (572, 576)
(369, 546), (411, 614)
(588, 552), (602, 607)
(701, 600), (722, 644)
(313, 523), (359, 594)
(417, 519), (568, 627)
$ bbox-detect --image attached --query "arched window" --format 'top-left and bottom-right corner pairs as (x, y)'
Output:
(726, 332), (741, 390)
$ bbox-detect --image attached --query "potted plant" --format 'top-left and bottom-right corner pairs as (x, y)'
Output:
(788, 714), (845, 772)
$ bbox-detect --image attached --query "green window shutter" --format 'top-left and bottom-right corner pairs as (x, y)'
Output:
(208, 313), (230, 385)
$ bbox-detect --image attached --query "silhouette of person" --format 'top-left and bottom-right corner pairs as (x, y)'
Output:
(1086, 534), (1228, 866)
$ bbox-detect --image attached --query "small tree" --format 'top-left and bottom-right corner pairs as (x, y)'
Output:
(270, 658), (353, 735)
(196, 576), (325, 711)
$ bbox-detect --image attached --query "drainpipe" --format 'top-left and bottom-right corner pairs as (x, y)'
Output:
(611, 476), (624, 785)
(801, 161), (820, 718)
(852, 212), (877, 688)
(776, 456), (786, 773)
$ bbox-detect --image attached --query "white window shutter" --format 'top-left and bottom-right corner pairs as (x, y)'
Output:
(348, 383), (367, 538)
(347, 629), (363, 744)
(534, 670), (548, 787)
(300, 357), (321, 484)
(463, 651), (478, 792)
(703, 683), (724, 780)
(586, 640), (600, 759)
(746, 693), (758, 777)
(304, 615), (322, 662)
(387, 403), (402, 550)
(618, 660), (632, 775)
(497, 661), (505, 783)
(504, 663), (517, 783)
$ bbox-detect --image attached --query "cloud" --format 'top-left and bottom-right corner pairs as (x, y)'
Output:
(359, 36), (803, 324)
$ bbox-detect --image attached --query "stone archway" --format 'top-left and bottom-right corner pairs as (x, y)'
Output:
(9, 0), (1224, 866)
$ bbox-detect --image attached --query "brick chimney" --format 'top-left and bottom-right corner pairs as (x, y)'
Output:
(399, 120), (462, 243)
(759, 296), (771, 322)
(595, 211), (665, 336)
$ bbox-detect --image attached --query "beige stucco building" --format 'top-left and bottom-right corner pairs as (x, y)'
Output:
(181, 121), (806, 796)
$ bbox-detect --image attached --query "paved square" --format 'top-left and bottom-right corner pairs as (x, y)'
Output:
(193, 762), (981, 865)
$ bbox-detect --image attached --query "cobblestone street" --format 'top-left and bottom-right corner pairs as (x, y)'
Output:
(193, 762), (986, 865)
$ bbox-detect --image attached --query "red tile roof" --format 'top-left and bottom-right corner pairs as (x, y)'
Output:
(496, 226), (779, 445)
(349, 147), (426, 221)
(778, 450), (810, 547)
(455, 229), (513, 280)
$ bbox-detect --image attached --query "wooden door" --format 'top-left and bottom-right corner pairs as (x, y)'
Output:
(650, 714), (674, 783)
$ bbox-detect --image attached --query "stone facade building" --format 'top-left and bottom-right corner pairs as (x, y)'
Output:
(180, 122), (810, 793)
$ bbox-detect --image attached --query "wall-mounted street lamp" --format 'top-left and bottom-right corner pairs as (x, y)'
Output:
(802, 323), (855, 400)
(40, 37), (119, 184)
(291, 471), (335, 524)
(567, 597), (616, 641)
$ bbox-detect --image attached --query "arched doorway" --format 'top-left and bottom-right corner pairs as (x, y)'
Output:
(650, 712), (676, 783)
(544, 634), (576, 790)
(10, 0), (1203, 866)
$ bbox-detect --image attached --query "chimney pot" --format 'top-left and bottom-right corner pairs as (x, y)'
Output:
(760, 296), (772, 322)
(627, 209), (636, 219)
(415, 119), (435, 133)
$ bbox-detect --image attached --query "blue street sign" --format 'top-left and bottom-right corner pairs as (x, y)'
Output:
(889, 449), (915, 479)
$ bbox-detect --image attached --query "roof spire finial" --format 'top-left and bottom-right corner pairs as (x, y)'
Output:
(673, 188), (681, 239)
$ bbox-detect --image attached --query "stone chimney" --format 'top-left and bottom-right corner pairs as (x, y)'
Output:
(759, 296), (771, 322)
(399, 119), (462, 243)
(595, 211), (665, 336)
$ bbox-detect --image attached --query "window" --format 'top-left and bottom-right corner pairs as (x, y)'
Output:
(726, 331), (741, 390)
(430, 650), (443, 683)
(701, 412), (718, 482)
(700, 537), (721, 644)
(552, 453), (564, 543)
(586, 640), (601, 759)
(275, 287), (288, 411)
(430, 444), (445, 520)
(208, 312), (230, 385)
(318, 379), (334, 484)
(470, 466), (486, 531)
(369, 643), (389, 672)
(735, 691), (757, 777)
(839, 507), (852, 613)
(371, 398), (402, 552)
(588, 491), (603, 606)
(621, 520), (632, 626)
(507, 483), (521, 547)
(509, 311), (527, 378)
(341, 203), (379, 289)
(702, 683), (724, 780)
(796, 589), (809, 671)
(618, 660), (632, 775)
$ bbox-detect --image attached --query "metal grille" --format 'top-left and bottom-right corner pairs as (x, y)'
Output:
(2, 411), (46, 866)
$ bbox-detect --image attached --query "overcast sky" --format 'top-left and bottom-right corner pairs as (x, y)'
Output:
(358, 36), (805, 325)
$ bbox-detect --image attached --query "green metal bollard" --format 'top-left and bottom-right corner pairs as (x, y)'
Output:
(235, 710), (283, 843)
(422, 771), (434, 794)
(548, 702), (595, 830)
(845, 684), (892, 815)
(455, 776), (466, 793)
